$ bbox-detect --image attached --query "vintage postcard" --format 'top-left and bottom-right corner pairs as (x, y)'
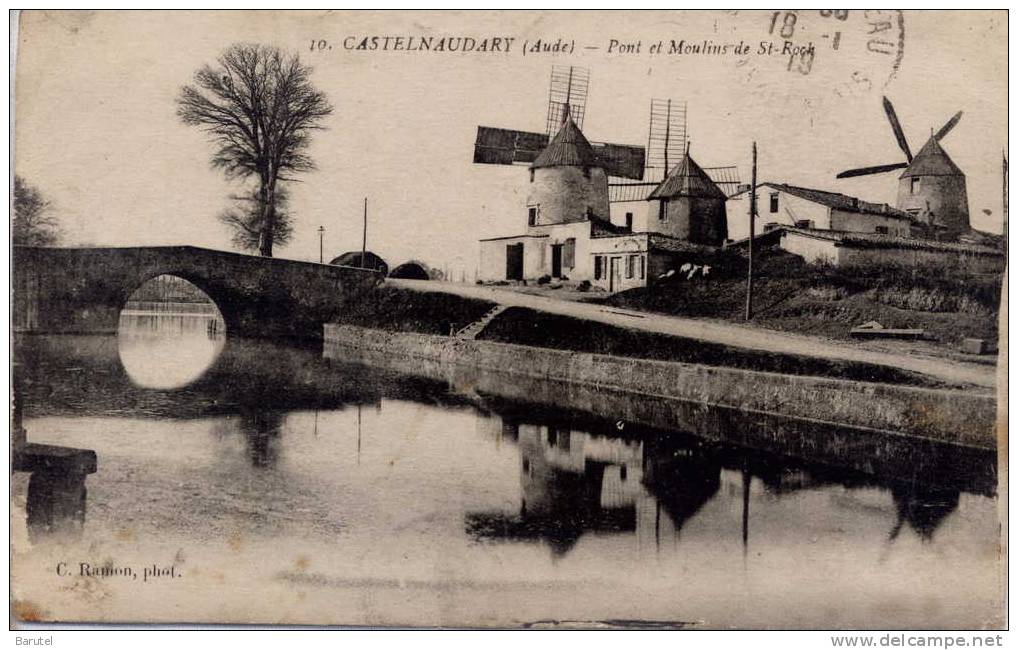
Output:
(10, 10), (1008, 629)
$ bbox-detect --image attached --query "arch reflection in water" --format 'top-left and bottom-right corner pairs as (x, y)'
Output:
(117, 275), (226, 389)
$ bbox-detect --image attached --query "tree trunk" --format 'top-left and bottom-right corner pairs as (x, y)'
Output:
(258, 174), (277, 258)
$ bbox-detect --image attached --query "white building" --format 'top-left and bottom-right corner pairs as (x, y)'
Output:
(725, 183), (914, 241)
(478, 112), (729, 293)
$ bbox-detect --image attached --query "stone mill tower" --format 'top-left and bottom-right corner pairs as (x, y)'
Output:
(525, 109), (610, 229)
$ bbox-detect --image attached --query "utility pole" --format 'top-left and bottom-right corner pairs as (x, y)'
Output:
(361, 197), (368, 269)
(1003, 150), (1008, 247)
(745, 142), (757, 321)
(317, 225), (325, 264)
(663, 98), (671, 175)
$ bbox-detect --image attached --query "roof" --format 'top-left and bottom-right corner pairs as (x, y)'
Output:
(590, 214), (632, 237)
(530, 113), (601, 170)
(329, 251), (389, 273)
(957, 228), (1006, 248)
(731, 182), (914, 221)
(900, 137), (965, 178)
(647, 154), (728, 201)
(779, 227), (1003, 256)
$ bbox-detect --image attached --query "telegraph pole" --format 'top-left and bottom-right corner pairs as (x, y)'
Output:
(745, 142), (757, 321)
(317, 225), (324, 263)
(1003, 150), (1008, 247)
(361, 197), (368, 268)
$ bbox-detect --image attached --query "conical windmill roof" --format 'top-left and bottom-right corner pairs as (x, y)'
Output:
(531, 113), (601, 170)
(647, 153), (727, 200)
(900, 137), (964, 178)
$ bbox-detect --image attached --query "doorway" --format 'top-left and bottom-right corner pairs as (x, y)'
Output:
(609, 256), (622, 292)
(506, 243), (524, 281)
(551, 244), (563, 278)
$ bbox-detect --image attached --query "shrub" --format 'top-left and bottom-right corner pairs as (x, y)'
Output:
(536, 275), (552, 285)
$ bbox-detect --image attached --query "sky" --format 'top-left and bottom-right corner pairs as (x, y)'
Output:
(13, 10), (1008, 277)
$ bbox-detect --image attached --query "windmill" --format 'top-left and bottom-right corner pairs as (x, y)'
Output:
(609, 99), (743, 204)
(472, 65), (646, 181)
(836, 96), (969, 238)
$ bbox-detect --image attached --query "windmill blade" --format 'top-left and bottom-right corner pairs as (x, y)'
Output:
(836, 162), (909, 179)
(934, 111), (963, 141)
(883, 96), (913, 163)
(703, 165), (742, 197)
(592, 142), (646, 180)
(473, 126), (549, 165)
(546, 65), (590, 135)
(646, 98), (687, 180)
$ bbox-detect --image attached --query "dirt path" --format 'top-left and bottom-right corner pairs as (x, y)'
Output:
(388, 279), (998, 389)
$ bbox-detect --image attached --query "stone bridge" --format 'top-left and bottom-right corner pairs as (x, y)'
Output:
(13, 246), (383, 339)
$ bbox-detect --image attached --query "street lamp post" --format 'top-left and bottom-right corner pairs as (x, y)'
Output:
(318, 225), (325, 263)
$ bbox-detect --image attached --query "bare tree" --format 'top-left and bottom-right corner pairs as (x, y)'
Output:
(218, 185), (294, 253)
(13, 176), (60, 246)
(176, 43), (332, 257)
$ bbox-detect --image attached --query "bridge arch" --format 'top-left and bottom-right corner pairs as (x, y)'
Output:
(13, 246), (383, 339)
(119, 270), (233, 333)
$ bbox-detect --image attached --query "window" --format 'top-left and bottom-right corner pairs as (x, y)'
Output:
(795, 219), (813, 229)
(594, 255), (603, 280)
(770, 193), (779, 213)
(625, 212), (634, 230)
(547, 427), (569, 449)
(658, 201), (667, 221)
(626, 255), (636, 279)
(875, 226), (889, 234)
(582, 166), (591, 179)
(638, 255), (645, 279)
(911, 177), (921, 194)
(563, 238), (575, 268)
(528, 206), (538, 226)
(529, 169), (535, 183)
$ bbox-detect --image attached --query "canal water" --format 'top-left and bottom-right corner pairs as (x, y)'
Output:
(11, 311), (1003, 628)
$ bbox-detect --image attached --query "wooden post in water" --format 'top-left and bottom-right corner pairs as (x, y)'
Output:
(745, 142), (757, 321)
(741, 461), (750, 556)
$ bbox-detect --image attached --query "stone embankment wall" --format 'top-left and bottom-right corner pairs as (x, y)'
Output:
(323, 323), (996, 450)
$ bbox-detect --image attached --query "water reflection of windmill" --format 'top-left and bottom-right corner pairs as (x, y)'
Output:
(466, 419), (642, 558)
(836, 96), (968, 239)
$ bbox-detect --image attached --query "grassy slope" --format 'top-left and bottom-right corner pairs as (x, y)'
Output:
(330, 281), (970, 387)
(604, 248), (1003, 345)
(330, 285), (495, 335)
(479, 306), (942, 387)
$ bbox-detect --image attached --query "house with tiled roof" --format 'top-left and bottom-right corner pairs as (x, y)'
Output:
(725, 182), (916, 241)
(731, 225), (1006, 274)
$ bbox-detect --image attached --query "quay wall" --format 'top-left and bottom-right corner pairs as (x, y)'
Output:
(323, 324), (996, 451)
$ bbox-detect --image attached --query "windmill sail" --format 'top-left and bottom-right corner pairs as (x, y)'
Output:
(592, 142), (646, 180)
(473, 126), (549, 165)
(934, 111), (963, 141)
(703, 165), (742, 197)
(474, 126), (645, 180)
(836, 162), (910, 179)
(546, 65), (589, 135)
(883, 96), (913, 162)
(646, 98), (687, 181)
